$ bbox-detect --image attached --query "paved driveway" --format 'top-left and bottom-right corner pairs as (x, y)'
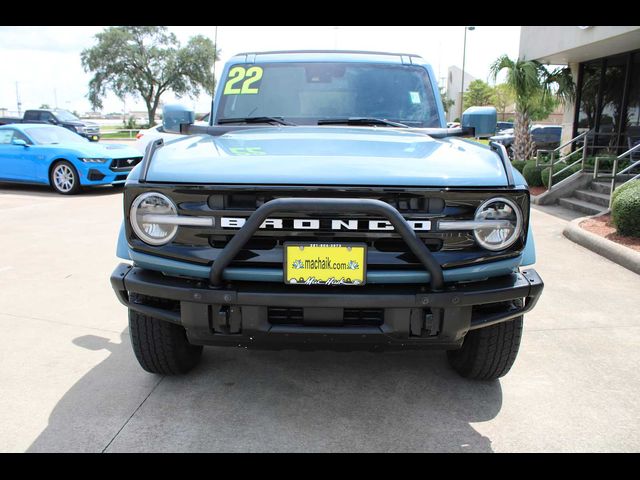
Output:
(0, 183), (638, 452)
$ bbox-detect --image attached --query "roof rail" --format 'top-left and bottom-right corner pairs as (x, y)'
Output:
(232, 49), (423, 58)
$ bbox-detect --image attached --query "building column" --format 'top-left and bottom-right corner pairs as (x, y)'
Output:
(560, 62), (580, 155)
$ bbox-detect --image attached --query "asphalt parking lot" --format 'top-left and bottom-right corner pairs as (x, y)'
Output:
(0, 183), (639, 452)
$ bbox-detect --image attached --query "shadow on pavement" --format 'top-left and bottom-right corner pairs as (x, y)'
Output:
(0, 182), (123, 198)
(28, 328), (503, 452)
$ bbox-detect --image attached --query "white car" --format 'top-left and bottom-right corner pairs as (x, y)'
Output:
(133, 113), (210, 153)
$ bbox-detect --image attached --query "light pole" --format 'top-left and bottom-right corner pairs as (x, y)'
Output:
(460, 26), (475, 119)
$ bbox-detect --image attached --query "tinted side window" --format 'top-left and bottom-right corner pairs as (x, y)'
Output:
(23, 111), (39, 121)
(0, 130), (14, 144)
(13, 130), (31, 143)
(548, 127), (562, 139)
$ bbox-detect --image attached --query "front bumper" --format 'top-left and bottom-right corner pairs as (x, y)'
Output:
(111, 263), (543, 350)
(81, 167), (131, 186)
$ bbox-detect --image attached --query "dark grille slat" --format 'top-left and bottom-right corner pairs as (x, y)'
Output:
(212, 193), (445, 214)
(343, 308), (384, 326)
(267, 307), (303, 324)
(268, 307), (383, 327)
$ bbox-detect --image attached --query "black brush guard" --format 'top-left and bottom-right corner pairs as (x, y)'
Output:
(208, 197), (444, 290)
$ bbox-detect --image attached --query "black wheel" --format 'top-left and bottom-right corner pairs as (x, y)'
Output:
(128, 308), (203, 375)
(50, 160), (81, 194)
(447, 316), (523, 381)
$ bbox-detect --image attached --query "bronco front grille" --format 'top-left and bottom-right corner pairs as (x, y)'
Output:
(124, 185), (530, 272)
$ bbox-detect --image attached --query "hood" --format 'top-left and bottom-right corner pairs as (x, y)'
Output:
(144, 126), (509, 187)
(57, 141), (142, 159)
(65, 120), (98, 127)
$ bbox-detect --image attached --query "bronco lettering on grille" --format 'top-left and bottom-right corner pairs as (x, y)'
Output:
(219, 217), (431, 231)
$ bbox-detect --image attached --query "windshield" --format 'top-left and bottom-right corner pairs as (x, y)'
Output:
(53, 109), (80, 122)
(217, 62), (440, 127)
(25, 126), (88, 144)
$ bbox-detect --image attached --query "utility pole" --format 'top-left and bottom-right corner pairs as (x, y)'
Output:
(15, 82), (22, 116)
(212, 25), (218, 97)
(460, 26), (475, 119)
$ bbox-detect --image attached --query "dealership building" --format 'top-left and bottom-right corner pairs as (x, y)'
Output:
(519, 26), (640, 152)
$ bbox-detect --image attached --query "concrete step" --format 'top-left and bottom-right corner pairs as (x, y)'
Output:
(574, 189), (610, 207)
(590, 181), (614, 195)
(558, 197), (606, 216)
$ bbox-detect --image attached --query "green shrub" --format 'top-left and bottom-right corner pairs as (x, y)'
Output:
(579, 155), (631, 172)
(522, 161), (544, 187)
(541, 163), (582, 188)
(612, 183), (640, 237)
(612, 179), (640, 205)
(511, 160), (527, 174)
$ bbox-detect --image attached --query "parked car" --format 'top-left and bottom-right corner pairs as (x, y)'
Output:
(111, 50), (543, 381)
(0, 124), (142, 194)
(0, 109), (101, 141)
(133, 113), (210, 153)
(490, 124), (562, 158)
(495, 121), (514, 134)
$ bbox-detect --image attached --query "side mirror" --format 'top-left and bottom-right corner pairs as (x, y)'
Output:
(163, 104), (195, 134)
(11, 138), (28, 147)
(462, 106), (497, 138)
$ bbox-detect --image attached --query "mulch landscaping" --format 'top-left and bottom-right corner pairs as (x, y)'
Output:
(529, 186), (547, 197)
(580, 214), (640, 253)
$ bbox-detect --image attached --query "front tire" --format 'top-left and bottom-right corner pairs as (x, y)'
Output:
(447, 316), (523, 381)
(128, 309), (203, 375)
(50, 161), (81, 195)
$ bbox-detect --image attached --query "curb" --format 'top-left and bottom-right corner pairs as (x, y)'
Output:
(563, 212), (640, 275)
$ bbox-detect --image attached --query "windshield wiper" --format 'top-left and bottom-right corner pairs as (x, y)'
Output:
(217, 116), (296, 126)
(317, 117), (409, 128)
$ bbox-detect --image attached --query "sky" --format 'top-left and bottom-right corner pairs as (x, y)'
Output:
(0, 25), (522, 116)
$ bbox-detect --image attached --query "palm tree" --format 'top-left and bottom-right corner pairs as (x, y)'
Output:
(490, 55), (575, 161)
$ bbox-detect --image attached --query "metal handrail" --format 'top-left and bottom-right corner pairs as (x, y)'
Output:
(608, 143), (640, 208)
(555, 130), (590, 153)
(554, 156), (583, 178)
(536, 130), (590, 167)
(546, 129), (637, 191)
(547, 132), (590, 190)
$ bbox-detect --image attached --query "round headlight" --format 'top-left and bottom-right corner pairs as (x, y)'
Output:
(473, 197), (523, 251)
(130, 192), (178, 246)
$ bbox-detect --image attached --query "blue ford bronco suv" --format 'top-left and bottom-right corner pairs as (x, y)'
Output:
(111, 51), (543, 380)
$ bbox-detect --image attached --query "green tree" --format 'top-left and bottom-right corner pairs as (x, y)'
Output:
(528, 90), (559, 121)
(490, 55), (575, 161)
(39, 104), (50, 109)
(439, 87), (455, 114)
(492, 83), (515, 121)
(81, 26), (218, 126)
(463, 79), (494, 108)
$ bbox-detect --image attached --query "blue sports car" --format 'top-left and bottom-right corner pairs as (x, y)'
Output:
(0, 123), (143, 194)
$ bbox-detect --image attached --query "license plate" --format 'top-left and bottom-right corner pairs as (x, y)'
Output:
(284, 243), (366, 286)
